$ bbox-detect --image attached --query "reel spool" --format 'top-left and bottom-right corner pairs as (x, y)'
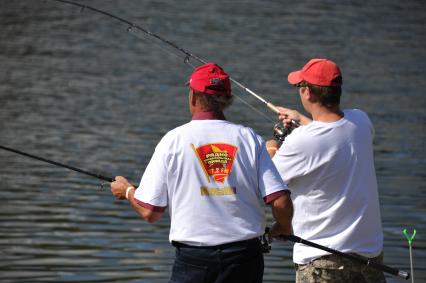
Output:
(273, 123), (295, 144)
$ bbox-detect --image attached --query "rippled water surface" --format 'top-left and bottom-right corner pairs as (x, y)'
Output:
(0, 0), (425, 282)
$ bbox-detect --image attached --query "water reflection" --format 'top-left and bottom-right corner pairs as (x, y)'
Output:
(0, 0), (424, 282)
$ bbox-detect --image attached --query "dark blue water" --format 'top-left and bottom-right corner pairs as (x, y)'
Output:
(0, 0), (425, 282)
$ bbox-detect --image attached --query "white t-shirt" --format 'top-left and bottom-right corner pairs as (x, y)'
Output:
(134, 115), (288, 246)
(273, 109), (383, 264)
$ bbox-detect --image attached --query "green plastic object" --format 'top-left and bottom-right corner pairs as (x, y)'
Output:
(403, 229), (417, 246)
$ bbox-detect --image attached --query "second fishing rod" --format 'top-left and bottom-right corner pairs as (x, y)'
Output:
(0, 144), (137, 188)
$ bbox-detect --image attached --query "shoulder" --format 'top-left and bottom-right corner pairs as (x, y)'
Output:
(236, 123), (262, 138)
(216, 120), (262, 140)
(343, 109), (374, 130)
(235, 123), (265, 146)
(344, 109), (371, 122)
(154, 122), (192, 151)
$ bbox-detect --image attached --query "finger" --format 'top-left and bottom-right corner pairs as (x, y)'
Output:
(283, 121), (292, 128)
(278, 111), (288, 117)
(278, 115), (287, 121)
(115, 176), (127, 182)
(276, 106), (290, 113)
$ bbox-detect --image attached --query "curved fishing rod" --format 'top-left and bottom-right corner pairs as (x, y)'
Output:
(283, 234), (410, 280)
(0, 144), (136, 187)
(46, 0), (294, 124)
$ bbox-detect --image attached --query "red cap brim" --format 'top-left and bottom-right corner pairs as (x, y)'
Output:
(288, 70), (303, 85)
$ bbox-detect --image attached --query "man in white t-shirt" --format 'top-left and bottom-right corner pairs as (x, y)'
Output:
(266, 58), (386, 282)
(111, 62), (293, 283)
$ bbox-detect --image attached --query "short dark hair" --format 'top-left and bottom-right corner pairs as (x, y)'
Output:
(193, 90), (234, 112)
(300, 81), (341, 107)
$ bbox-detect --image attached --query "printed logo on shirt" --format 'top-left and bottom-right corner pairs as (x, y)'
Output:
(200, 186), (236, 196)
(191, 143), (238, 183)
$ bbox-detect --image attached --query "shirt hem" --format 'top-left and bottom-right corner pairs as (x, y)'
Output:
(135, 198), (167, 212)
(263, 190), (290, 204)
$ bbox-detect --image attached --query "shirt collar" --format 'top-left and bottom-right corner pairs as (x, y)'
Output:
(192, 111), (226, 120)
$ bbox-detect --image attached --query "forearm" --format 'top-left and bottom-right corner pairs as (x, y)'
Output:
(266, 140), (279, 158)
(110, 177), (164, 223)
(270, 192), (293, 234)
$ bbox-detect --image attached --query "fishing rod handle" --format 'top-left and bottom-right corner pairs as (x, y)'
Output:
(266, 102), (280, 114)
(267, 104), (301, 129)
(367, 261), (409, 280)
(398, 271), (410, 280)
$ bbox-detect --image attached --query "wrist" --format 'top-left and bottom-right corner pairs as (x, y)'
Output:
(267, 146), (278, 152)
(125, 186), (134, 200)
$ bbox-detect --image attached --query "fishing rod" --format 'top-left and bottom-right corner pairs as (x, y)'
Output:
(0, 144), (136, 187)
(45, 0), (298, 126)
(283, 234), (410, 280)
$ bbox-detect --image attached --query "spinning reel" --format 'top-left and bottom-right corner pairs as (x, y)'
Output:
(273, 123), (297, 145)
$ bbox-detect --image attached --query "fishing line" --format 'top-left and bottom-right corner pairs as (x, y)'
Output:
(128, 24), (274, 121)
(45, 0), (286, 124)
(126, 26), (189, 64)
(126, 21), (276, 123)
(2, 0), (277, 185)
(233, 95), (276, 123)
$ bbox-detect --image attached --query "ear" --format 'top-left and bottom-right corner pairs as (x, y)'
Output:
(190, 89), (197, 107)
(305, 87), (317, 103)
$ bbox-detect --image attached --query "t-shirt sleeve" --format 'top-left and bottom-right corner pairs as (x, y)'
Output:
(133, 139), (169, 212)
(359, 109), (375, 138)
(272, 130), (312, 184)
(256, 137), (289, 204)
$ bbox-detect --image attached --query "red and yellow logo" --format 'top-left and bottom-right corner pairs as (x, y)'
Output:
(191, 143), (238, 183)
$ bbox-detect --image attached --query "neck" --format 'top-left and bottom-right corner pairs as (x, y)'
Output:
(310, 105), (343, 122)
(192, 110), (226, 120)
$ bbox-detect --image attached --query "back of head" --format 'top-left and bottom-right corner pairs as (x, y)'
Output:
(188, 63), (234, 111)
(288, 58), (343, 107)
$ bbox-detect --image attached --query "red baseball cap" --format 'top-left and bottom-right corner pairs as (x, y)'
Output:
(288, 58), (342, 87)
(188, 63), (231, 96)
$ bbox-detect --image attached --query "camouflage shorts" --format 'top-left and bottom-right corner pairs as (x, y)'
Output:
(295, 253), (386, 283)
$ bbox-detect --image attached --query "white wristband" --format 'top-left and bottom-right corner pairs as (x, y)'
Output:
(125, 186), (134, 200)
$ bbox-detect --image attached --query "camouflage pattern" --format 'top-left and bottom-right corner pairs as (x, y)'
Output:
(295, 253), (386, 283)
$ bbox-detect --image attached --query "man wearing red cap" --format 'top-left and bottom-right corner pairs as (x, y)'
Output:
(110, 62), (293, 283)
(267, 59), (386, 282)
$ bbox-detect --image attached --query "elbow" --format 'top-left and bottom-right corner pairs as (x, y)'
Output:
(145, 217), (156, 224)
(143, 213), (158, 223)
(131, 199), (164, 223)
(139, 209), (162, 223)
